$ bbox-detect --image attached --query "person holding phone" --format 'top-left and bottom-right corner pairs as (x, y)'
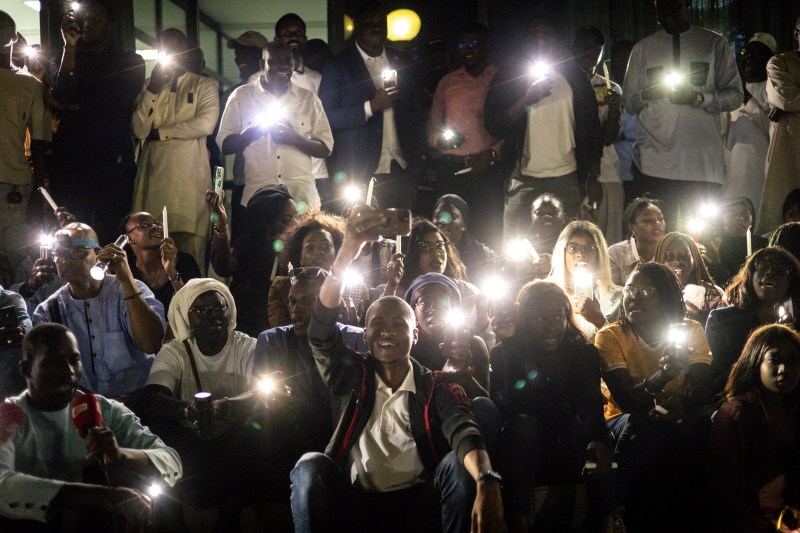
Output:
(491, 280), (612, 533)
(706, 247), (800, 398)
(710, 324), (800, 533)
(596, 262), (712, 531)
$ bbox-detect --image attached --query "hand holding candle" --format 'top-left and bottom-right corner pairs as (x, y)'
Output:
(38, 187), (59, 212)
(602, 61), (612, 90)
(365, 178), (375, 207)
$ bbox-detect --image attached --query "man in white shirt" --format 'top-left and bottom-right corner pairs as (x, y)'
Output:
(623, 0), (742, 232)
(131, 29), (220, 270)
(274, 13), (331, 200)
(319, 2), (425, 211)
(0, 323), (181, 529)
(217, 41), (332, 211)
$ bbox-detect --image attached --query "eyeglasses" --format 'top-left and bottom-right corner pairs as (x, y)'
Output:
(417, 240), (448, 254)
(754, 260), (793, 277)
(457, 40), (481, 50)
(565, 243), (598, 256)
(52, 247), (93, 262)
(127, 220), (163, 233)
(289, 266), (328, 280)
(188, 302), (228, 318)
(414, 296), (452, 312)
(622, 286), (657, 299)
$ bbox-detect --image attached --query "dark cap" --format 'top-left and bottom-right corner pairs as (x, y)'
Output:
(227, 30), (269, 50)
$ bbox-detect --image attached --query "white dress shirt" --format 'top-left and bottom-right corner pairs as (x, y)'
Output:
(217, 77), (333, 207)
(347, 361), (425, 492)
(291, 67), (329, 181)
(356, 43), (406, 174)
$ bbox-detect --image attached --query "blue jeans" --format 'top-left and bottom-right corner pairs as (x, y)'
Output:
(290, 450), (475, 533)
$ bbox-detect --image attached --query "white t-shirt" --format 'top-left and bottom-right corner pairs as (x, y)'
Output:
(521, 71), (577, 178)
(147, 330), (256, 400)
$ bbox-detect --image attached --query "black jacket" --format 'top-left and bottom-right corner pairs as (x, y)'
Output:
(308, 300), (486, 474)
(484, 57), (603, 189)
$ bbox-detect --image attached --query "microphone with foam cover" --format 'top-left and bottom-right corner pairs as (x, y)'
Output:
(0, 402), (24, 443)
(71, 392), (102, 439)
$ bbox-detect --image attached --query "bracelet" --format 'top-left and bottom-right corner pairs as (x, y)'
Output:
(212, 224), (228, 237)
(124, 290), (143, 301)
(168, 272), (182, 284)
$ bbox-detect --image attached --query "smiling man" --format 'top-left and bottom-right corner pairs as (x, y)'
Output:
(32, 223), (166, 399)
(291, 207), (504, 533)
(0, 323), (181, 529)
(217, 40), (332, 211)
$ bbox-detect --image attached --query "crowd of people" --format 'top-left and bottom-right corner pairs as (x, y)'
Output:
(1, 0), (800, 531)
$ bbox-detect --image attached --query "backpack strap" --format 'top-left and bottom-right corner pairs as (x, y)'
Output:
(182, 339), (203, 392)
(47, 298), (62, 325)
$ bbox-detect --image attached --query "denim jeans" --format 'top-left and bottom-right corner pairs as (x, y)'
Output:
(290, 450), (475, 533)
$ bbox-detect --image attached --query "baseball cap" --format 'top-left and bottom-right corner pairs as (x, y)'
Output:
(227, 30), (269, 50)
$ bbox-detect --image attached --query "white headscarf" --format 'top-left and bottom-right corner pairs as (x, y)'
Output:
(168, 278), (237, 342)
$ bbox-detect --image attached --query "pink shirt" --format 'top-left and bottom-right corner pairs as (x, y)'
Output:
(427, 65), (500, 157)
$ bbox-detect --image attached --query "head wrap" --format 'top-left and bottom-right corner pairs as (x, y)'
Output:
(434, 194), (471, 228)
(168, 279), (236, 342)
(404, 272), (462, 307)
(749, 32), (777, 54)
(243, 184), (293, 239)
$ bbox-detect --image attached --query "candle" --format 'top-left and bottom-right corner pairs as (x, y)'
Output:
(38, 187), (58, 212)
(162, 206), (169, 239)
(396, 235), (402, 254)
(366, 178), (375, 207)
(523, 238), (540, 263)
(602, 61), (612, 90)
(270, 256), (279, 281)
(746, 226), (752, 256)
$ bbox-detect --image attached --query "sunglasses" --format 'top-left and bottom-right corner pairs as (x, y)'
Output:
(127, 220), (164, 233)
(565, 243), (598, 256)
(622, 286), (657, 299)
(188, 302), (228, 318)
(417, 241), (448, 254)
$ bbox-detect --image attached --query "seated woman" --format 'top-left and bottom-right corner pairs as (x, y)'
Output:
(710, 324), (800, 533)
(122, 211), (201, 312)
(547, 220), (621, 341)
(433, 194), (499, 285)
(706, 247), (800, 398)
(206, 185), (296, 336)
(607, 197), (666, 286)
(140, 278), (257, 507)
(782, 188), (800, 225)
(597, 262), (713, 532)
(491, 281), (612, 533)
(403, 272), (490, 398)
(268, 210), (365, 328)
(653, 232), (726, 326)
(707, 197), (769, 287)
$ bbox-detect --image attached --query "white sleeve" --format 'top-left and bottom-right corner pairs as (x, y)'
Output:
(216, 89), (244, 152)
(0, 439), (65, 523)
(146, 342), (184, 393)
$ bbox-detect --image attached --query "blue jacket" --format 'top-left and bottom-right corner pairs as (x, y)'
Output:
(319, 41), (425, 182)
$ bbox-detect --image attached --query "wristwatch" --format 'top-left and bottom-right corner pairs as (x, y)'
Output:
(477, 470), (503, 484)
(691, 92), (705, 108)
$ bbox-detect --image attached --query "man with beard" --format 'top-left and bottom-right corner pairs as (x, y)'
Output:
(218, 41), (332, 210)
(48, 0), (145, 244)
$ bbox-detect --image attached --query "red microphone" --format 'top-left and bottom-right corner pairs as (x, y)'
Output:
(0, 402), (25, 443)
(71, 393), (102, 439)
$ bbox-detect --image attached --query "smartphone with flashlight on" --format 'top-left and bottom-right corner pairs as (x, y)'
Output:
(668, 322), (690, 361)
(381, 69), (398, 91)
(213, 167), (224, 196)
(776, 299), (795, 325)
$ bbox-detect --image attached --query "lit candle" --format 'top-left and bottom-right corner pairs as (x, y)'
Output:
(396, 235), (402, 254)
(38, 187), (58, 212)
(602, 61), (612, 90)
(162, 206), (169, 239)
(366, 178), (375, 207)
(270, 256), (279, 281)
(523, 238), (540, 263)
(746, 226), (752, 257)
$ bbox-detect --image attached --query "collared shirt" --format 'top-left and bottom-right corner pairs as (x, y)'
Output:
(0, 391), (182, 523)
(348, 360), (425, 492)
(356, 42), (406, 174)
(427, 65), (500, 156)
(32, 276), (166, 398)
(521, 71), (577, 178)
(217, 79), (333, 206)
(0, 69), (51, 186)
(290, 67), (329, 180)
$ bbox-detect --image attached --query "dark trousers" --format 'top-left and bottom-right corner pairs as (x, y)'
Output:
(434, 160), (505, 245)
(631, 165), (722, 234)
(290, 451), (475, 533)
